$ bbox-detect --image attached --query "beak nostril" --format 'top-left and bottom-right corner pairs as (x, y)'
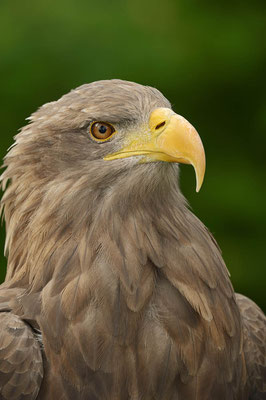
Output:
(155, 121), (166, 130)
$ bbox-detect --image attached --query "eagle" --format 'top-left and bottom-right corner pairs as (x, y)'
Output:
(0, 80), (265, 400)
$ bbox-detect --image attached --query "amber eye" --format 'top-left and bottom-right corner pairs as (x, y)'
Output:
(90, 122), (115, 141)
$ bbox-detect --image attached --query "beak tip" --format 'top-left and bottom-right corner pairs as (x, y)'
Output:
(195, 175), (204, 192)
(193, 160), (205, 193)
(196, 183), (201, 193)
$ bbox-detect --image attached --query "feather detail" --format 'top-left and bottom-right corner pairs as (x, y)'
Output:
(1, 80), (259, 399)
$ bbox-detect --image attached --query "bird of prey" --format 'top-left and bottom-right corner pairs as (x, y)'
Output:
(0, 80), (265, 400)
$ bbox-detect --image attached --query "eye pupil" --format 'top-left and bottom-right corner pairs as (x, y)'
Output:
(99, 125), (107, 134)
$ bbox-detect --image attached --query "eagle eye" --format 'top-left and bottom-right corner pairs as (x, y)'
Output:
(90, 122), (115, 141)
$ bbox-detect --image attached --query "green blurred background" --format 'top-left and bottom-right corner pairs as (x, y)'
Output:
(0, 0), (265, 310)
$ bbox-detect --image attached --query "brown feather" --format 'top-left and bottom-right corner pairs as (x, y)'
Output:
(0, 312), (43, 400)
(0, 80), (264, 399)
(237, 294), (266, 398)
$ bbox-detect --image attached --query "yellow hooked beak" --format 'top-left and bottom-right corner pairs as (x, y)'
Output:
(104, 108), (206, 192)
